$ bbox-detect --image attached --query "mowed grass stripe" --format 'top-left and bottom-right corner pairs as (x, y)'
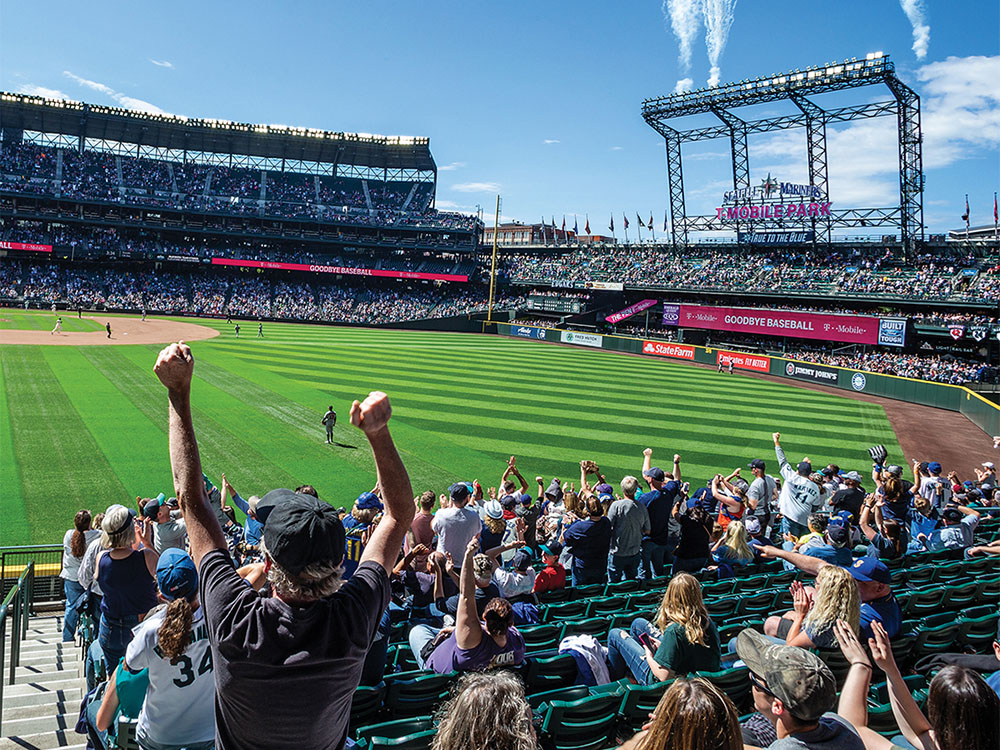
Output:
(91, 346), (303, 501)
(0, 357), (30, 546)
(42, 347), (174, 507)
(2, 347), (128, 544)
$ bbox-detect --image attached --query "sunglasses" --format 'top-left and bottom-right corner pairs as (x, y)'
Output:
(748, 672), (775, 697)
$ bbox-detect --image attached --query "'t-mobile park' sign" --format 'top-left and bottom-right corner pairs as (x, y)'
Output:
(0, 241), (52, 253)
(211, 257), (468, 282)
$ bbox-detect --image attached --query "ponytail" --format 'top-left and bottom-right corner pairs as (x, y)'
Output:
(157, 598), (194, 662)
(70, 510), (92, 558)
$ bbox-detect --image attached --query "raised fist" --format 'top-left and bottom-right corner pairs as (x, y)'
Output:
(154, 342), (194, 392)
(350, 391), (391, 436)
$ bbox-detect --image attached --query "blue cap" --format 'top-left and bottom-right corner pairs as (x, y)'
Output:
(643, 467), (665, 482)
(927, 461), (942, 473)
(797, 461), (812, 475)
(512, 550), (532, 571)
(519, 493), (533, 506)
(449, 482), (472, 502)
(848, 557), (891, 585)
(156, 548), (198, 601)
(598, 492), (614, 503)
(356, 492), (383, 511)
(500, 494), (518, 511)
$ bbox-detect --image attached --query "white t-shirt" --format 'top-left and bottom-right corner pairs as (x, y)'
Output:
(60, 529), (101, 581)
(919, 477), (952, 507)
(125, 604), (215, 746)
(77, 537), (105, 595)
(493, 567), (536, 598)
(432, 505), (483, 563)
(152, 515), (187, 554)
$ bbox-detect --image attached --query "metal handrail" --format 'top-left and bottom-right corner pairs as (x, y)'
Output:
(0, 562), (35, 736)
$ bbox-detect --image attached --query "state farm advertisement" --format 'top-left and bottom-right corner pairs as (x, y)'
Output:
(717, 350), (771, 372)
(643, 341), (696, 360)
(211, 257), (467, 282)
(676, 304), (881, 345)
(0, 241), (52, 253)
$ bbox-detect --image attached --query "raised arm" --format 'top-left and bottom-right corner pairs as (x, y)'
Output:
(153, 342), (226, 568)
(757, 544), (828, 578)
(672, 454), (681, 483)
(355, 392), (415, 573)
(642, 448), (652, 477)
(859, 495), (879, 542)
(911, 460), (923, 494)
(455, 537), (484, 650)
(773, 433), (793, 479)
(869, 621), (935, 750)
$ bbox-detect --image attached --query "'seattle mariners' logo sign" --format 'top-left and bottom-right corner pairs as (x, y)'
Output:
(718, 174), (831, 221)
(851, 372), (867, 391)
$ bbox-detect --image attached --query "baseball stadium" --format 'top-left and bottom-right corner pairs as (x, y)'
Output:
(1, 4), (999, 750)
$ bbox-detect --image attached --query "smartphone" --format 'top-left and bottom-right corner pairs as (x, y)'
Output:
(638, 633), (654, 651)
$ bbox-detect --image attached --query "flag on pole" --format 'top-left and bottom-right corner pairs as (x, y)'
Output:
(664, 210), (668, 233)
(585, 215), (590, 235)
(574, 215), (579, 235)
(609, 214), (614, 233)
(623, 213), (629, 229)
(649, 213), (655, 242)
(962, 195), (970, 227)
(636, 212), (646, 229)
(552, 216), (557, 241)
(562, 215), (566, 233)
(994, 192), (997, 225)
(540, 216), (547, 242)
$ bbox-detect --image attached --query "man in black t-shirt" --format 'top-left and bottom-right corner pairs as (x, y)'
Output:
(829, 471), (866, 519)
(153, 342), (414, 750)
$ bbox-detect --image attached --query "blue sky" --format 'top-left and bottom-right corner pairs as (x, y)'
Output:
(1, 1), (997, 234)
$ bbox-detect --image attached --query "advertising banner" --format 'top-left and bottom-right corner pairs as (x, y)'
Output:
(606, 299), (657, 324)
(781, 360), (839, 384)
(642, 341), (696, 360)
(877, 318), (907, 347)
(560, 331), (603, 348)
(211, 257), (468, 282)
(0, 241), (52, 253)
(582, 280), (624, 291)
(737, 231), (815, 245)
(662, 303), (680, 326)
(717, 350), (771, 372)
(676, 304), (882, 345)
(512, 325), (548, 340)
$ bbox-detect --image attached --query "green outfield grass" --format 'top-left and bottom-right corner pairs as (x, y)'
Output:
(0, 310), (903, 546)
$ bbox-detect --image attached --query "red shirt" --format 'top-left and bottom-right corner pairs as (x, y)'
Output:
(407, 512), (435, 556)
(533, 562), (566, 593)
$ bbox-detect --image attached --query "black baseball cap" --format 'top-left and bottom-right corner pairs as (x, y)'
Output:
(260, 489), (346, 574)
(748, 459), (766, 471)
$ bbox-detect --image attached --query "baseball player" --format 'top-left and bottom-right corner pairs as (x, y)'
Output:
(322, 406), (337, 444)
(51, 317), (63, 335)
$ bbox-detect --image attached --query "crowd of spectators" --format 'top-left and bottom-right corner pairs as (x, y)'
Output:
(792, 350), (992, 385)
(0, 140), (477, 232)
(64, 357), (1000, 749)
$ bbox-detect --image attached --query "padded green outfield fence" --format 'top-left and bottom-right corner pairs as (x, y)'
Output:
(495, 323), (1000, 437)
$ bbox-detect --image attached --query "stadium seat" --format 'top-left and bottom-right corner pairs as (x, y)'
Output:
(526, 685), (590, 709)
(604, 580), (641, 596)
(354, 718), (435, 750)
(570, 583), (606, 601)
(905, 586), (945, 617)
(736, 590), (778, 617)
(537, 588), (572, 604)
(732, 574), (770, 594)
(641, 575), (672, 591)
(627, 590), (665, 609)
(617, 680), (674, 733)
(865, 702), (900, 738)
(932, 560), (967, 583)
(696, 666), (752, 713)
(704, 597), (739, 619)
(814, 647), (852, 690)
(904, 566), (935, 588)
(543, 600), (588, 622)
(562, 617), (612, 641)
(523, 653), (580, 693)
(538, 691), (623, 750)
(351, 683), (387, 732)
(520, 623), (565, 653)
(701, 580), (736, 597)
(913, 618), (960, 656)
(957, 608), (999, 649)
(941, 581), (980, 610)
(585, 596), (630, 618)
(977, 575), (1000, 604)
(766, 570), (797, 587)
(383, 670), (457, 718)
(384, 644), (420, 674)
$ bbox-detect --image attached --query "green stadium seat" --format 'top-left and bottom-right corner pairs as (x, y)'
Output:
(732, 574), (770, 594)
(604, 580), (641, 596)
(543, 600), (588, 622)
(941, 581), (980, 611)
(351, 682), (386, 732)
(889, 632), (917, 671)
(814, 647), (852, 690)
(383, 670), (457, 718)
(585, 596), (630, 618)
(913, 620), (959, 656)
(526, 685), (590, 709)
(957, 609), (999, 649)
(977, 575), (1000, 604)
(736, 590), (778, 617)
(523, 653), (579, 693)
(520, 623), (564, 654)
(355, 718), (435, 750)
(538, 691), (623, 750)
(570, 583), (606, 601)
(608, 612), (652, 633)
(889, 568), (909, 587)
(905, 586), (945, 617)
(960, 558), (990, 577)
(905, 565), (935, 588)
(705, 597), (739, 619)
(627, 590), (665, 609)
(701, 579), (736, 598)
(869, 674), (926, 705)
(696, 666), (752, 713)
(932, 560), (966, 583)
(384, 644), (419, 674)
(641, 575), (672, 591)
(766, 570), (797, 587)
(865, 702), (900, 738)
(562, 617), (611, 640)
(537, 588), (572, 604)
(617, 680), (674, 733)
(770, 588), (794, 611)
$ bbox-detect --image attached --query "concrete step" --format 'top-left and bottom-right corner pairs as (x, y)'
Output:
(13, 667), (79, 685)
(3, 680), (82, 699)
(6, 651), (82, 667)
(1, 700), (78, 722)
(0, 731), (86, 749)
(2, 688), (82, 711)
(1, 712), (78, 738)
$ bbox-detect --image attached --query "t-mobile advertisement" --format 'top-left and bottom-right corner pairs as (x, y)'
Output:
(670, 304), (889, 346)
(0, 241), (52, 253)
(211, 257), (468, 282)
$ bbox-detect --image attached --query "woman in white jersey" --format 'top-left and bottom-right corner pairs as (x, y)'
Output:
(123, 548), (215, 750)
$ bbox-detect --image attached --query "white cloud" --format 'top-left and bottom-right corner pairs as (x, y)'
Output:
(674, 77), (694, 94)
(684, 151), (727, 161)
(663, 0), (700, 72)
(149, 59), (174, 69)
(703, 0), (737, 88)
(899, 1), (930, 60)
(451, 182), (501, 193)
(16, 84), (73, 100)
(438, 161), (466, 171)
(610, 146), (624, 151)
(62, 70), (170, 115)
(543, 139), (560, 145)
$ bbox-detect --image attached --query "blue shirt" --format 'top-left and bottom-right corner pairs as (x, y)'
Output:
(803, 545), (854, 566)
(860, 592), (901, 640)
(563, 517), (612, 576)
(638, 482), (680, 545)
(878, 490), (912, 523)
(342, 517), (369, 580)
(906, 508), (940, 540)
(229, 491), (263, 546)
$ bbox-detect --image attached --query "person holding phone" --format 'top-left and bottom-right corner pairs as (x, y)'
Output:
(606, 572), (721, 684)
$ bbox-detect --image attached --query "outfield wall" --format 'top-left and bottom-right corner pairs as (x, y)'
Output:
(495, 323), (1000, 437)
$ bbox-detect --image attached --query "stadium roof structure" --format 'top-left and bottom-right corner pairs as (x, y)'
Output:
(0, 92), (436, 173)
(642, 53), (923, 251)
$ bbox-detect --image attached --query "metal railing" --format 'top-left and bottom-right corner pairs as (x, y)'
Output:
(1, 544), (63, 603)
(0, 561), (35, 736)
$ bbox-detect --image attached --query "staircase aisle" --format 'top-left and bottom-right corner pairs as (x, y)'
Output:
(1, 615), (86, 750)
